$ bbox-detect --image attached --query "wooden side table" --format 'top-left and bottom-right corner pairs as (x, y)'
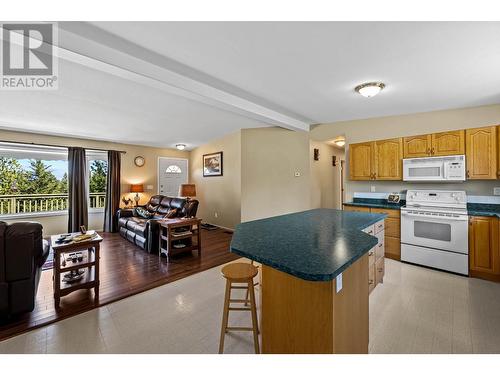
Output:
(159, 217), (202, 261)
(51, 233), (103, 308)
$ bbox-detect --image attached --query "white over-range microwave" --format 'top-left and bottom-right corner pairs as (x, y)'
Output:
(403, 155), (466, 182)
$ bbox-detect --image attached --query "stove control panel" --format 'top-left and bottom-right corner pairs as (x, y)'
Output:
(406, 190), (467, 208)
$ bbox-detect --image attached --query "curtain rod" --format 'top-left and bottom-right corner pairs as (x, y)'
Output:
(0, 140), (127, 154)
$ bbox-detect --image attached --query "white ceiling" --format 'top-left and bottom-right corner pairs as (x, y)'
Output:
(1, 22), (500, 149)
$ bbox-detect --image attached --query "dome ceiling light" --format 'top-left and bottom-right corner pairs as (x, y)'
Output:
(355, 82), (386, 98)
(176, 144), (186, 150)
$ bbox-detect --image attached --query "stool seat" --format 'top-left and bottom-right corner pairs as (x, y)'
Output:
(221, 263), (258, 282)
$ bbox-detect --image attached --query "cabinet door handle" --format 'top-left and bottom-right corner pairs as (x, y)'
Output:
(369, 280), (375, 285)
(373, 172), (377, 180)
(427, 148), (431, 155)
(431, 147), (435, 155)
(466, 170), (470, 179)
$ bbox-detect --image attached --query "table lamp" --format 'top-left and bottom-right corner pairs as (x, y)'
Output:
(130, 184), (144, 207)
(179, 184), (196, 201)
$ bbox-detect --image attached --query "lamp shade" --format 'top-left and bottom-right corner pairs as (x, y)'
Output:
(179, 184), (196, 197)
(130, 184), (144, 193)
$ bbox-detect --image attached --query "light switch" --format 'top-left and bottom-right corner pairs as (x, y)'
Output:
(146, 185), (154, 191)
(494, 187), (500, 196)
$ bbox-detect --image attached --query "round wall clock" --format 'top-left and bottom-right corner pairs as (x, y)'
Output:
(134, 156), (145, 167)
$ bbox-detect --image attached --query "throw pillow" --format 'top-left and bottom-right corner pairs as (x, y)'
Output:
(135, 206), (154, 219)
(165, 208), (178, 218)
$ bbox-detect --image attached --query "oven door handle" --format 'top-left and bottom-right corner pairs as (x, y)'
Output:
(401, 212), (468, 221)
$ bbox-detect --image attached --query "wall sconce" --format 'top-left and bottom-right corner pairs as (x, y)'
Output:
(313, 148), (320, 161)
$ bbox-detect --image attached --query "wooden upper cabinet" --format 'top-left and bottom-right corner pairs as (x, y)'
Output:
(431, 130), (465, 156)
(469, 216), (500, 277)
(466, 126), (498, 179)
(349, 142), (373, 180)
(373, 138), (403, 180)
(403, 130), (465, 158)
(403, 134), (432, 158)
(498, 125), (500, 178)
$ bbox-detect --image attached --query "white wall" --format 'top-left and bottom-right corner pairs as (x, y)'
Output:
(241, 127), (312, 222)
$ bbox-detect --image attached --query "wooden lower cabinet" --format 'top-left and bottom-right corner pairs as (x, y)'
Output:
(369, 207), (401, 261)
(344, 205), (401, 261)
(469, 216), (500, 282)
(375, 257), (385, 285)
(368, 220), (385, 294)
(343, 205), (371, 213)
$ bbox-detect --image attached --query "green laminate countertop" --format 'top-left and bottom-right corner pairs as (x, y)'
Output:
(230, 208), (386, 281)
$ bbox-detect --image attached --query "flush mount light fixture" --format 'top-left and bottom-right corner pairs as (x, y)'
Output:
(355, 82), (385, 98)
(176, 144), (186, 150)
(334, 139), (346, 147)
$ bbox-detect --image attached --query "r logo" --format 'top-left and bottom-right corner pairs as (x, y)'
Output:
(2, 23), (54, 76)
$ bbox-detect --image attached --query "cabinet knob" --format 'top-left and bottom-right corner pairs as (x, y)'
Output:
(427, 148), (431, 155)
(466, 170), (470, 179)
(431, 147), (435, 155)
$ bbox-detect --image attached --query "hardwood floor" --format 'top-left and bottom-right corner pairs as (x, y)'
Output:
(0, 228), (237, 341)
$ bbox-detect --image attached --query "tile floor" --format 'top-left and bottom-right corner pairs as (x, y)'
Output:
(1, 259), (500, 354)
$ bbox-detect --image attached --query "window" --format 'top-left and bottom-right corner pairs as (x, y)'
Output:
(165, 165), (182, 174)
(87, 151), (108, 211)
(0, 143), (108, 217)
(0, 143), (69, 216)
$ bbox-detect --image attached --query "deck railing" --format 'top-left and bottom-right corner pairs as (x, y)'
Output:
(0, 193), (106, 215)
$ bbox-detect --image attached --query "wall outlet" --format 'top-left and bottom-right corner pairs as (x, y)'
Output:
(494, 187), (500, 196)
(294, 171), (301, 177)
(370, 186), (376, 192)
(214, 212), (219, 218)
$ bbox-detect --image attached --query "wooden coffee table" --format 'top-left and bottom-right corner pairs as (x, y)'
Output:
(159, 217), (202, 261)
(51, 232), (103, 308)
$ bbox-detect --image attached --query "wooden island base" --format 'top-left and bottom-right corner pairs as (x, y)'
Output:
(261, 254), (369, 354)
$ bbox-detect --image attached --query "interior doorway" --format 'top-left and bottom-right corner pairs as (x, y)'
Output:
(158, 157), (188, 197)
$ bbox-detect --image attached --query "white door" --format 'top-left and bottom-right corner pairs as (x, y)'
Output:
(158, 158), (188, 197)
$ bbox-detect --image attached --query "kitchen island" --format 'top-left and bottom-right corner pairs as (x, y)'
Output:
(230, 208), (387, 354)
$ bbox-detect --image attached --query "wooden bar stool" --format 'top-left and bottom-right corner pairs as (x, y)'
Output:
(218, 262), (260, 354)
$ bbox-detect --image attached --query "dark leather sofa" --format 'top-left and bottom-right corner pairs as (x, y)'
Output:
(0, 221), (49, 318)
(116, 195), (199, 254)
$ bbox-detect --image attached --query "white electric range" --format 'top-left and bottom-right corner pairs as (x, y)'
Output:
(400, 190), (469, 275)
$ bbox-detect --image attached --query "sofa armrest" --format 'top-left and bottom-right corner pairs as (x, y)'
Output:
(116, 208), (135, 220)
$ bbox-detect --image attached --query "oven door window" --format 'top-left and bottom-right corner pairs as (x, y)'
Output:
(408, 166), (441, 177)
(414, 220), (452, 242)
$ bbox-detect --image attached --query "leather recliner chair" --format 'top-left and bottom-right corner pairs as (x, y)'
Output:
(0, 221), (49, 319)
(116, 195), (199, 254)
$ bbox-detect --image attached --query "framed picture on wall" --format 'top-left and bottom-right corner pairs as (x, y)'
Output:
(203, 151), (223, 177)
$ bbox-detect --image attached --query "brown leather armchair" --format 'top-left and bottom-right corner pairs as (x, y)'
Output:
(0, 221), (49, 319)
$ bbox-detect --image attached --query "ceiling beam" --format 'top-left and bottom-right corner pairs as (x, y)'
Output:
(49, 23), (311, 132)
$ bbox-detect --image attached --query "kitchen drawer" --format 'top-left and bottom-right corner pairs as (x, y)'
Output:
(385, 236), (401, 261)
(362, 224), (375, 236)
(376, 234), (384, 260)
(368, 246), (376, 267)
(369, 264), (376, 294)
(374, 220), (385, 234)
(343, 205), (371, 213)
(375, 257), (385, 285)
(370, 207), (400, 218)
(384, 217), (401, 238)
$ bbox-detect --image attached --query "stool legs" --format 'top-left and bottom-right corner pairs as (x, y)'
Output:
(218, 280), (232, 354)
(248, 280), (260, 354)
(218, 279), (260, 354)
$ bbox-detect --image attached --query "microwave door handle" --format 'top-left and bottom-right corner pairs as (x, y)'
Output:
(443, 163), (448, 179)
